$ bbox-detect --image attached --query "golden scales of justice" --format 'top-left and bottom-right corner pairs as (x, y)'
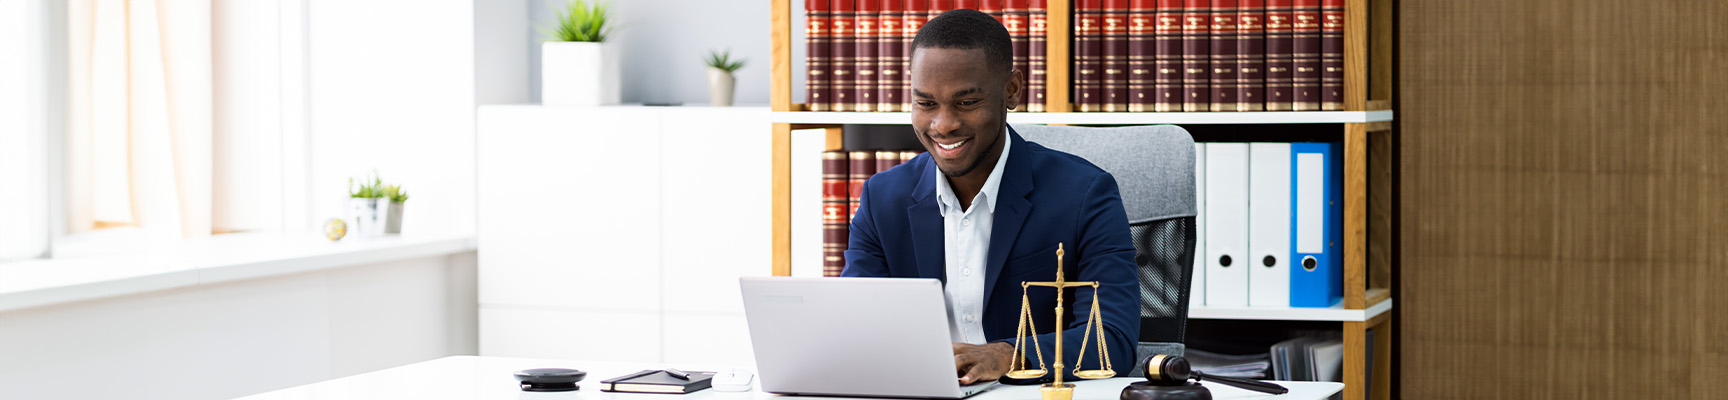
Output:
(1004, 243), (1114, 400)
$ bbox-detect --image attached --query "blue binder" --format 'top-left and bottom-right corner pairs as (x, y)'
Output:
(1289, 142), (1342, 307)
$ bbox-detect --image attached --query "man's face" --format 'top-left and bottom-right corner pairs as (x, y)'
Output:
(909, 47), (1022, 178)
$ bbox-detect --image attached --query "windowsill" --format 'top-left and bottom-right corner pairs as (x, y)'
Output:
(0, 232), (476, 313)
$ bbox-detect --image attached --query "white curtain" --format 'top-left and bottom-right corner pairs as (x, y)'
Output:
(67, 0), (213, 239)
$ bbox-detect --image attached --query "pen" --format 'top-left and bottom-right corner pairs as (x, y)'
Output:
(664, 368), (691, 380)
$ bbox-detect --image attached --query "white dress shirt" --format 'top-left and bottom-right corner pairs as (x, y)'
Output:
(933, 126), (1011, 345)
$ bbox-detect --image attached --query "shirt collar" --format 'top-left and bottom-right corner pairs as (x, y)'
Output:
(934, 125), (1012, 215)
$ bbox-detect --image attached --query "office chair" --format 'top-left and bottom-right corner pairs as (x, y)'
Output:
(1014, 124), (1197, 378)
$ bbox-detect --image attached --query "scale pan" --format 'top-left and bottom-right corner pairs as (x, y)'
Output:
(1005, 370), (1048, 380)
(1074, 370), (1116, 379)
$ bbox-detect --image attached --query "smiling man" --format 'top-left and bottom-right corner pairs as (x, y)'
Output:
(841, 9), (1140, 386)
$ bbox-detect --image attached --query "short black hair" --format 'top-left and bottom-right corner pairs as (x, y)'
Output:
(910, 9), (1014, 75)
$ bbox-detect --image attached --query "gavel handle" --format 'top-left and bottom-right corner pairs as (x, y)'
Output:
(1193, 372), (1290, 395)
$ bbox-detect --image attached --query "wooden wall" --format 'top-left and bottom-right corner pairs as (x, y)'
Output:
(1398, 0), (1728, 398)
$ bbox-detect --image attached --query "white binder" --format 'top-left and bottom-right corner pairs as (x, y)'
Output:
(1203, 143), (1249, 307)
(1192, 143), (1206, 306)
(1248, 143), (1292, 307)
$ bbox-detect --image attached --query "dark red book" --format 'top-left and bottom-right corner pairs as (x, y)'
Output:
(874, 150), (902, 174)
(1264, 0), (1293, 110)
(1291, 0), (1319, 111)
(822, 151), (849, 277)
(847, 151), (876, 221)
(1075, 0), (1103, 112)
(899, 150), (924, 165)
(1101, 0), (1129, 112)
(903, 0), (928, 112)
(1153, 0), (1183, 111)
(1006, 0), (1031, 111)
(1208, 0), (1236, 112)
(1180, 0), (1209, 111)
(1320, 0), (1342, 110)
(856, 0), (881, 112)
(878, 0), (904, 111)
(808, 0), (834, 111)
(1126, 0), (1154, 112)
(980, 0), (1003, 23)
(1028, 0), (1048, 111)
(832, 0), (857, 111)
(953, 0), (977, 9)
(1236, 0), (1264, 111)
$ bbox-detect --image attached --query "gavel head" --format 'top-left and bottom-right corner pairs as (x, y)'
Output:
(1142, 354), (1194, 385)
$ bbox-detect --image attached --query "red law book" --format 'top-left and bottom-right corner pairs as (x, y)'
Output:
(1208, 0), (1236, 112)
(878, 0), (905, 111)
(856, 0), (881, 112)
(847, 151), (876, 221)
(1005, 0), (1031, 111)
(1101, 0), (1129, 112)
(1291, 0), (1320, 111)
(1236, 0), (1265, 111)
(1319, 0), (1343, 110)
(1264, 0), (1293, 110)
(953, 0), (977, 9)
(832, 0), (857, 111)
(874, 150), (902, 174)
(1153, 0), (1183, 111)
(1180, 0), (1209, 111)
(903, 0), (929, 112)
(808, 0), (834, 111)
(822, 150), (849, 277)
(1027, 0), (1048, 111)
(1074, 0), (1103, 112)
(980, 0), (1003, 23)
(1126, 0), (1154, 112)
(899, 150), (924, 166)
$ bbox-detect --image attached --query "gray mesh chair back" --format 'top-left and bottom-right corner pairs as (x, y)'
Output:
(1013, 124), (1197, 378)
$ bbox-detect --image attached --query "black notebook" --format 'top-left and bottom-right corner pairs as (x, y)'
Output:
(599, 370), (716, 394)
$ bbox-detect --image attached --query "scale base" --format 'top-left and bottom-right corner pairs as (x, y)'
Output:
(1120, 381), (1211, 400)
(1039, 383), (1075, 400)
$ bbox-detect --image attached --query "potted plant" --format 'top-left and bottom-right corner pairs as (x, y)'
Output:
(541, 0), (619, 106)
(385, 184), (409, 234)
(704, 49), (746, 106)
(347, 174), (389, 238)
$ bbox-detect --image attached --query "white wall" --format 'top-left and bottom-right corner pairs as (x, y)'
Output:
(0, 253), (478, 400)
(526, 0), (778, 105)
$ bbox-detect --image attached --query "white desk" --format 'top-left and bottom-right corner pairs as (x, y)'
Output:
(242, 356), (1343, 400)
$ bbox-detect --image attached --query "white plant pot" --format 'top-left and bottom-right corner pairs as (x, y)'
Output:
(708, 67), (736, 107)
(347, 198), (389, 238)
(542, 41), (621, 106)
(386, 201), (405, 234)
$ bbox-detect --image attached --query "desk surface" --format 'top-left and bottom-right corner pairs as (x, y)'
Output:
(241, 356), (1342, 400)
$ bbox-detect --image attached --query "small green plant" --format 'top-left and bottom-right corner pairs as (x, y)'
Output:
(704, 49), (747, 73)
(385, 185), (409, 203)
(349, 174), (386, 199)
(543, 0), (614, 42)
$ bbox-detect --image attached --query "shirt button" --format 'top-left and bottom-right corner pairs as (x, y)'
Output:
(963, 268), (972, 276)
(962, 218), (971, 226)
(965, 315), (975, 323)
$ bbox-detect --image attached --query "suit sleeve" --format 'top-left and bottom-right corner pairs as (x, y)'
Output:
(841, 181), (890, 277)
(1008, 172), (1141, 380)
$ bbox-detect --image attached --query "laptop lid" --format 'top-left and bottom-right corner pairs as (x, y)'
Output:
(740, 277), (996, 399)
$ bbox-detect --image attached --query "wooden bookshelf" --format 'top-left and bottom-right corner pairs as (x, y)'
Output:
(767, 1), (1397, 399)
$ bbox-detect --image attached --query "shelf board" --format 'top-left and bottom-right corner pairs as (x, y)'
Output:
(770, 110), (1394, 125)
(1188, 297), (1393, 322)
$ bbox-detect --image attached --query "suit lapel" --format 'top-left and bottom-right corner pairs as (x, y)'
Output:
(907, 157), (946, 283)
(984, 128), (1034, 307)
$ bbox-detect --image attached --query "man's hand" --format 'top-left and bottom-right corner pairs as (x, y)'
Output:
(953, 341), (1016, 385)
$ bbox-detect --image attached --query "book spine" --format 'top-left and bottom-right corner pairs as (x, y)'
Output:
(808, 0), (833, 111)
(981, 0), (1003, 22)
(1006, 0), (1031, 111)
(1319, 0), (1342, 110)
(953, 0), (976, 9)
(1028, 0), (1048, 111)
(874, 150), (901, 175)
(1264, 0), (1292, 110)
(847, 151), (875, 221)
(1208, 0), (1236, 112)
(904, 0), (928, 112)
(856, 0), (880, 112)
(1152, 0), (1182, 112)
(822, 151), (850, 277)
(832, 0), (857, 111)
(899, 150), (924, 165)
(1126, 0), (1154, 112)
(1291, 0), (1319, 111)
(1075, 0), (1102, 112)
(1236, 0), (1264, 111)
(1101, 0), (1129, 112)
(1181, 0), (1209, 111)
(878, 0), (904, 111)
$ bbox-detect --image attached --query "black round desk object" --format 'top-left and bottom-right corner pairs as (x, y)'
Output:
(515, 368), (586, 392)
(1120, 381), (1211, 400)
(1121, 354), (1289, 400)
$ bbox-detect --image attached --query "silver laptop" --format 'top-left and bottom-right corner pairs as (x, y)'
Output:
(740, 276), (1001, 399)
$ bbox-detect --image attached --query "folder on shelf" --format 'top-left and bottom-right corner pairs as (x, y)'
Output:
(1290, 142), (1343, 307)
(1248, 143), (1292, 308)
(1204, 143), (1249, 307)
(1192, 143), (1206, 306)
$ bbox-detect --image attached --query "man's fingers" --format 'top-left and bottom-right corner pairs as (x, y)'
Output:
(959, 363), (988, 385)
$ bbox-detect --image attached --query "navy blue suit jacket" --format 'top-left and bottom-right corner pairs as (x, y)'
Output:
(843, 127), (1140, 377)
